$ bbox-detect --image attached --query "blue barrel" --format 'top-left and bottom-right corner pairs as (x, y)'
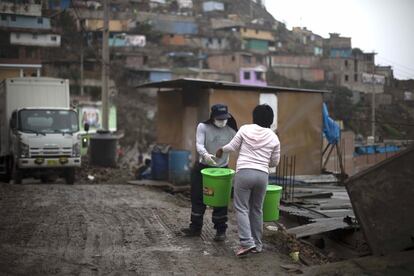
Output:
(168, 150), (191, 185)
(151, 151), (169, 180)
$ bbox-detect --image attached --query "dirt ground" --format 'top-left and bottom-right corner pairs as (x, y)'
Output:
(0, 179), (298, 275)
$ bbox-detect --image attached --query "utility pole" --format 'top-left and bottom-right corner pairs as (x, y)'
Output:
(101, 0), (109, 130)
(371, 64), (376, 139)
(80, 30), (84, 96)
(198, 49), (203, 79)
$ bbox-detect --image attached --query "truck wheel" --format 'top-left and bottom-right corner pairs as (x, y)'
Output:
(41, 175), (57, 184)
(12, 161), (22, 184)
(65, 168), (75, 185)
(5, 157), (12, 183)
(0, 157), (11, 183)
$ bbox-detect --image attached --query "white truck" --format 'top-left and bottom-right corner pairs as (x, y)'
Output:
(0, 77), (81, 184)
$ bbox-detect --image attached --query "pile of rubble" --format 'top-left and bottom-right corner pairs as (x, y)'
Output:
(76, 156), (134, 184)
(266, 225), (333, 266)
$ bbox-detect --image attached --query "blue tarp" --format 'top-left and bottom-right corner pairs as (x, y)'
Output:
(355, 145), (400, 155)
(322, 103), (341, 145)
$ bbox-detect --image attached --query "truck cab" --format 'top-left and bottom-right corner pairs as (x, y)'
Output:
(9, 107), (81, 184)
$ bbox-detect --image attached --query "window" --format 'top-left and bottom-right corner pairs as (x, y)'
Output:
(256, 56), (263, 64)
(244, 71), (251, 80)
(0, 46), (18, 59)
(16, 33), (20, 39)
(255, 71), (264, 81)
(84, 62), (95, 71)
(344, 60), (348, 67)
(354, 59), (358, 72)
(344, 75), (349, 82)
(18, 109), (79, 133)
(37, 17), (43, 24)
(208, 38), (212, 44)
(11, 15), (16, 21)
(51, 36), (57, 41)
(32, 34), (38, 39)
(1, 14), (7, 21)
(217, 38), (221, 45)
(26, 47), (38, 59)
(243, 28), (247, 32)
(354, 74), (358, 82)
(231, 55), (235, 62)
(170, 34), (174, 38)
(255, 29), (259, 34)
(243, 55), (251, 64)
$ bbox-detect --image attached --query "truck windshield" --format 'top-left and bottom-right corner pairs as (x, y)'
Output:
(18, 109), (79, 134)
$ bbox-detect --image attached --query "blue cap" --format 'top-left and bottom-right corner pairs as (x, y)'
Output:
(211, 104), (231, 120)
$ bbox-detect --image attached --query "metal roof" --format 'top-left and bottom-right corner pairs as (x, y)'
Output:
(136, 78), (329, 93)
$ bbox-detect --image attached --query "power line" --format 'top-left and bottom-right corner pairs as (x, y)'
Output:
(376, 56), (414, 78)
(377, 55), (414, 72)
(376, 62), (414, 78)
(348, 118), (414, 127)
(386, 68), (414, 79)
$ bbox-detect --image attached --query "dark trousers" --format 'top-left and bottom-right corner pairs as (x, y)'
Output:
(190, 162), (228, 233)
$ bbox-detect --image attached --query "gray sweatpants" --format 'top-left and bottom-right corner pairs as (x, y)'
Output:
(233, 169), (268, 251)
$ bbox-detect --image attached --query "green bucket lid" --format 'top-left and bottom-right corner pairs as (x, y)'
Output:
(201, 168), (235, 177)
(267, 185), (283, 193)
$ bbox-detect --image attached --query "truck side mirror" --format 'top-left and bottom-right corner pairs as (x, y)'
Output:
(10, 119), (15, 130)
(10, 111), (17, 130)
(84, 122), (90, 132)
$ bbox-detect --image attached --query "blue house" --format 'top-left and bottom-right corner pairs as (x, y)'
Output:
(48, 0), (71, 10)
(0, 14), (51, 29)
(150, 69), (172, 82)
(151, 19), (198, 34)
(330, 48), (352, 58)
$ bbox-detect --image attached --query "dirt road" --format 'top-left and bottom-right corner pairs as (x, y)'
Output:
(0, 182), (292, 275)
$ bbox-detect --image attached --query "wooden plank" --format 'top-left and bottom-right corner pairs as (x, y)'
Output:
(295, 192), (333, 199)
(128, 180), (190, 192)
(279, 205), (324, 219)
(294, 174), (340, 184)
(287, 218), (351, 238)
(310, 217), (352, 223)
(128, 180), (169, 187)
(303, 198), (350, 205)
(316, 209), (355, 218)
(319, 203), (352, 210)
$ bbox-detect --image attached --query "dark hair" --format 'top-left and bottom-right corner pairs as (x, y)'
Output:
(253, 104), (274, 128)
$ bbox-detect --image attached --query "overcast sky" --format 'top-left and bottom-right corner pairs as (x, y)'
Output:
(264, 0), (414, 80)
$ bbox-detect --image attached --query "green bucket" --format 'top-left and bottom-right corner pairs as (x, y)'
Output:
(263, 185), (283, 222)
(201, 168), (235, 207)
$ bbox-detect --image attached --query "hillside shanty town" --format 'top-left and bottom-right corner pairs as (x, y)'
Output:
(0, 0), (413, 275)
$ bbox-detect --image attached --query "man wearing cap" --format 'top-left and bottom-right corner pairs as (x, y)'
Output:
(181, 104), (237, 241)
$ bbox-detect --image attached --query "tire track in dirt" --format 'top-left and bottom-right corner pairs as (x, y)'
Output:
(0, 183), (291, 275)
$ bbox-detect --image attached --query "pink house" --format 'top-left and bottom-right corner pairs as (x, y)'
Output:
(239, 65), (267, 86)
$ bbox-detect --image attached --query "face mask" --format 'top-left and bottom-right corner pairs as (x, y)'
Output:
(214, 119), (228, 128)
